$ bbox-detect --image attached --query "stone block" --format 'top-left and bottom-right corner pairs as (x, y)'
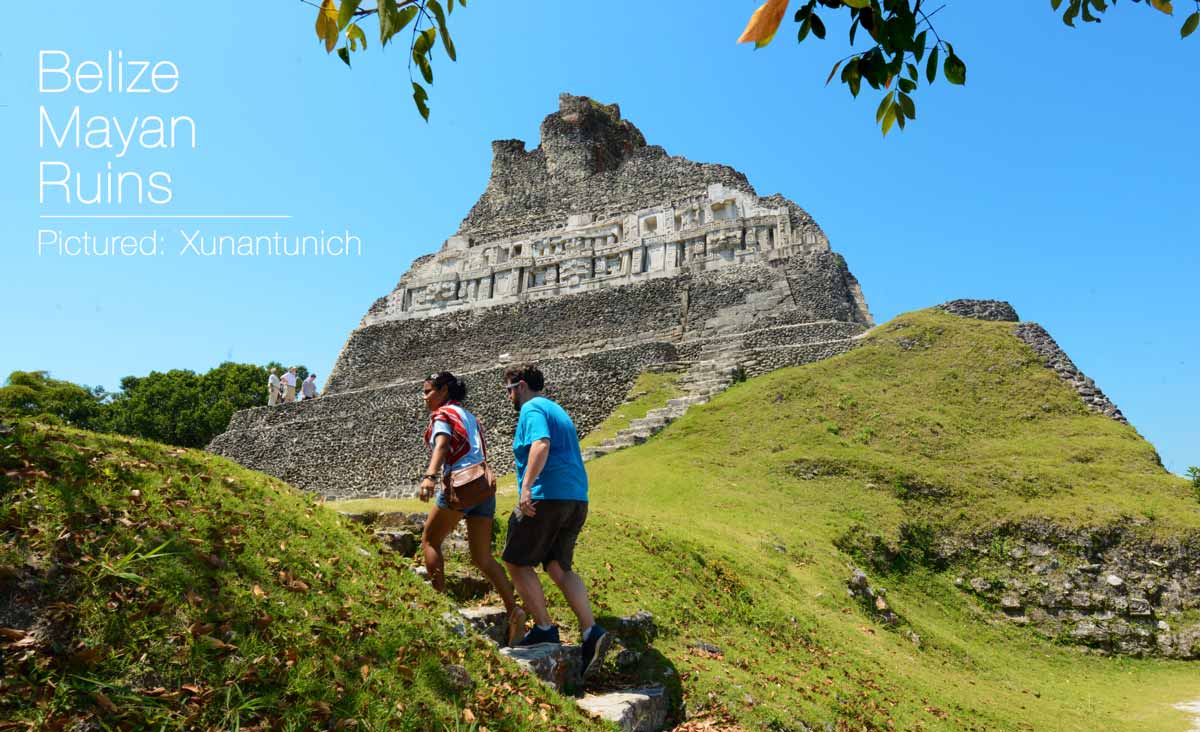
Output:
(446, 606), (509, 646)
(500, 643), (582, 691)
(576, 687), (668, 732)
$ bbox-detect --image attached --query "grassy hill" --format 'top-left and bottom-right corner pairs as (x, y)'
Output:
(5, 308), (1198, 731)
(0, 422), (604, 731)
(566, 309), (1200, 731)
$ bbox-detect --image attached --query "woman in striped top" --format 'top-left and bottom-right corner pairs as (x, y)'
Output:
(418, 371), (526, 644)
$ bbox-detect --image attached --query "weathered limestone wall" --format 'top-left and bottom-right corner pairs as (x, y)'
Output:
(327, 252), (870, 393)
(211, 343), (678, 499)
(943, 521), (1200, 659)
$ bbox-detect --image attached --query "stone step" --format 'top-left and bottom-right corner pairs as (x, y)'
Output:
(576, 687), (668, 732)
(500, 643), (582, 692)
(666, 395), (708, 409)
(627, 416), (667, 430)
(444, 606), (508, 647)
(620, 429), (653, 445)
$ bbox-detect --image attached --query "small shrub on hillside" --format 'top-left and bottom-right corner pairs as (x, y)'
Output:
(1189, 466), (1200, 501)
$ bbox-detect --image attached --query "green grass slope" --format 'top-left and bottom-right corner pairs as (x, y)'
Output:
(0, 422), (604, 732)
(562, 310), (1200, 731)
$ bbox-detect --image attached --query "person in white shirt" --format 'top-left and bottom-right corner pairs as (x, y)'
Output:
(267, 368), (280, 406)
(301, 374), (318, 400)
(283, 367), (298, 403)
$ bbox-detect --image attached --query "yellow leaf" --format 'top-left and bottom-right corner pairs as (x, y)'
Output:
(315, 0), (339, 53)
(737, 0), (791, 48)
(463, 708), (476, 723)
(251, 584), (266, 599)
(1149, 0), (1173, 14)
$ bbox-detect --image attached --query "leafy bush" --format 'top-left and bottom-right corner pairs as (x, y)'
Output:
(0, 370), (106, 429)
(1, 361), (306, 449)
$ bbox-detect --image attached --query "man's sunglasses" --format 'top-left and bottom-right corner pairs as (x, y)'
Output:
(503, 381), (522, 391)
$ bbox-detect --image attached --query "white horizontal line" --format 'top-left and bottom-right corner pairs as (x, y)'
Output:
(39, 214), (293, 220)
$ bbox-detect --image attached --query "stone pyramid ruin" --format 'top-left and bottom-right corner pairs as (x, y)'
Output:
(208, 93), (873, 498)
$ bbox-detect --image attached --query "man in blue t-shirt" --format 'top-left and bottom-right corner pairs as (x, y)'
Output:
(501, 363), (612, 678)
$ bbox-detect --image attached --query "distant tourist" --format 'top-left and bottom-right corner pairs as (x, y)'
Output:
(282, 367), (298, 403)
(267, 368), (280, 407)
(301, 373), (318, 400)
(418, 371), (526, 645)
(501, 363), (611, 677)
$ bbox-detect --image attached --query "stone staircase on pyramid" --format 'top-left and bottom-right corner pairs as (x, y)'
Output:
(580, 341), (747, 462)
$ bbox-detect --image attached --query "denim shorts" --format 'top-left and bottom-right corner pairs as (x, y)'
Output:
(435, 490), (497, 519)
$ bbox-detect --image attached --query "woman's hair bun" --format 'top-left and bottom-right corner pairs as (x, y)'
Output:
(427, 371), (467, 402)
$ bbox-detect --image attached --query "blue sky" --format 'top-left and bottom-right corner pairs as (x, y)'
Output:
(1, 2), (1195, 474)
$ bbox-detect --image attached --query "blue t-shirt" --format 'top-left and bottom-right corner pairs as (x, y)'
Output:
(513, 396), (588, 502)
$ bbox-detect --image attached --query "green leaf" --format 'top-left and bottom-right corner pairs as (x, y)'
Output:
(826, 60), (843, 86)
(849, 17), (860, 45)
(1149, 0), (1174, 15)
(412, 82), (430, 121)
(875, 90), (894, 124)
(881, 103), (897, 136)
(415, 52), (434, 83)
(1182, 11), (1200, 37)
(844, 0), (869, 8)
(810, 13), (826, 39)
(925, 46), (939, 84)
(1051, 0), (1064, 10)
(898, 91), (916, 119)
(898, 77), (916, 93)
(1063, 1), (1080, 27)
(337, 46), (351, 67)
(906, 62), (918, 80)
(944, 52), (966, 85)
(347, 22), (367, 51)
(380, 1), (417, 47)
(379, 0), (397, 45)
(414, 27), (437, 56)
(428, 0), (457, 61)
(337, 0), (361, 30)
(798, 16), (811, 42)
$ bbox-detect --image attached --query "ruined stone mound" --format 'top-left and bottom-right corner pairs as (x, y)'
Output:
(208, 93), (874, 499)
(936, 299), (1125, 423)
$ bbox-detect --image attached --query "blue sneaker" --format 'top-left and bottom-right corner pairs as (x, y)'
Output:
(515, 624), (560, 646)
(581, 625), (612, 678)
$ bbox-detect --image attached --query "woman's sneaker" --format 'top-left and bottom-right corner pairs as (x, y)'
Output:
(514, 624), (560, 646)
(580, 625), (612, 678)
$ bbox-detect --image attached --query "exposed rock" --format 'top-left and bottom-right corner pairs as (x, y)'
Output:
(1013, 322), (1127, 424)
(576, 687), (668, 732)
(943, 520), (1200, 658)
(689, 641), (723, 657)
(500, 643), (582, 692)
(374, 529), (419, 556)
(445, 606), (509, 647)
(936, 299), (1019, 322)
(442, 663), (473, 692)
(613, 610), (658, 646)
(847, 568), (902, 626)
